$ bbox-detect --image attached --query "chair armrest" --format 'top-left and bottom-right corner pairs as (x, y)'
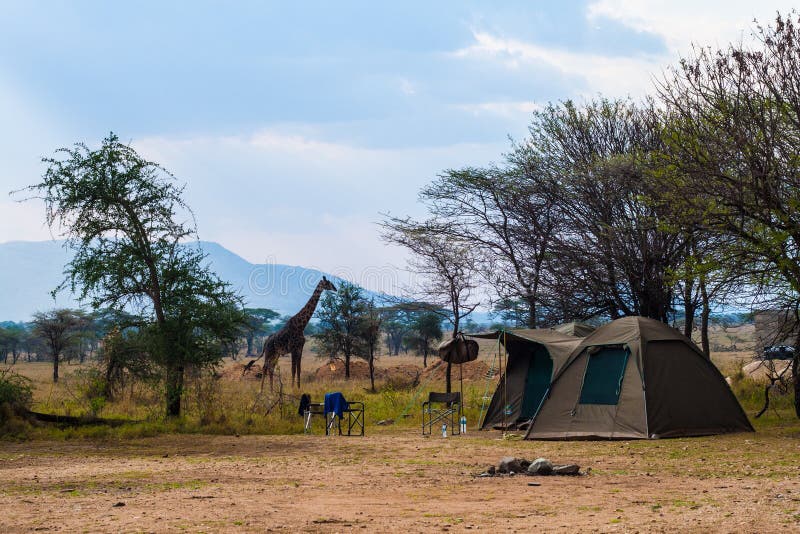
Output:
(345, 401), (364, 411)
(305, 403), (325, 414)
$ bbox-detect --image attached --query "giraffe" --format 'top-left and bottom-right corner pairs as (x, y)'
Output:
(257, 276), (337, 391)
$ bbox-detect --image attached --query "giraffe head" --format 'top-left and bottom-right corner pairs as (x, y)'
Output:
(319, 276), (337, 292)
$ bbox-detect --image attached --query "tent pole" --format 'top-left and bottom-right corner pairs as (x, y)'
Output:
(502, 329), (507, 437)
(459, 361), (464, 432)
(477, 336), (500, 428)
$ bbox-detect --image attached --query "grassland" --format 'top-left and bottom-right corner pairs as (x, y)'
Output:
(0, 336), (798, 532)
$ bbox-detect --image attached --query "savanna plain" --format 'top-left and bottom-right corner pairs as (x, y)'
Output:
(1, 331), (799, 533)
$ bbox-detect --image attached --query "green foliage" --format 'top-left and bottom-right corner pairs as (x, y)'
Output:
(99, 326), (156, 399)
(242, 307), (280, 355)
(0, 368), (34, 438)
(491, 299), (530, 328)
(31, 309), (87, 382)
(24, 133), (247, 416)
(0, 368), (33, 414)
(315, 281), (368, 364)
(66, 368), (109, 417)
(381, 306), (414, 355)
(405, 311), (443, 366)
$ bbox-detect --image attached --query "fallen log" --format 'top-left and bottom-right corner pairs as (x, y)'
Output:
(25, 410), (140, 427)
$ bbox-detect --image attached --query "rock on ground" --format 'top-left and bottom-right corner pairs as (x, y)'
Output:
(497, 456), (524, 474)
(528, 458), (554, 475)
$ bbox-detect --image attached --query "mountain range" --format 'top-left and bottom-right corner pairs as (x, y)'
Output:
(0, 240), (378, 321)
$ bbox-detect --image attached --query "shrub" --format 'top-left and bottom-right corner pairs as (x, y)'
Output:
(59, 367), (110, 418)
(0, 368), (33, 416)
(0, 368), (34, 438)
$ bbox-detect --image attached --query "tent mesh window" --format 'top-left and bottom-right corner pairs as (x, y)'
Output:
(519, 345), (552, 420)
(578, 347), (629, 405)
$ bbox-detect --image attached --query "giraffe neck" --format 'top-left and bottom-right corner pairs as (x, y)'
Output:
(290, 283), (325, 330)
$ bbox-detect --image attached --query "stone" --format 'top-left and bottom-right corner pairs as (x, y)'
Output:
(527, 458), (554, 476)
(497, 456), (524, 474)
(552, 464), (580, 476)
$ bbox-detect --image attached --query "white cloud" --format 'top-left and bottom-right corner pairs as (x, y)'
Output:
(587, 0), (797, 53)
(451, 3), (798, 102)
(131, 130), (506, 280)
(452, 30), (664, 99)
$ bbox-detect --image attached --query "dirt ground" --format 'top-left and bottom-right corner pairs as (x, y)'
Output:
(2, 328), (795, 532)
(2, 429), (800, 533)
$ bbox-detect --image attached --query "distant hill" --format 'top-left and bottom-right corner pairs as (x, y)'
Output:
(0, 240), (381, 321)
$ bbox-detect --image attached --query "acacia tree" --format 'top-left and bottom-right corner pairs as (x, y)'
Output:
(242, 308), (280, 356)
(657, 13), (800, 416)
(0, 325), (24, 365)
(518, 99), (690, 322)
(420, 165), (560, 328)
(31, 309), (86, 383)
(315, 281), (367, 379)
(380, 306), (413, 355)
(21, 133), (244, 416)
(358, 300), (383, 392)
(407, 311), (443, 367)
(380, 219), (480, 392)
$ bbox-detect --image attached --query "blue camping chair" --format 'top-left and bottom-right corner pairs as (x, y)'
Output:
(318, 392), (364, 436)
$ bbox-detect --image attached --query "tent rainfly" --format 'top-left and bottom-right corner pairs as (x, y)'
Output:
(525, 316), (754, 440)
(552, 321), (597, 338)
(470, 329), (584, 430)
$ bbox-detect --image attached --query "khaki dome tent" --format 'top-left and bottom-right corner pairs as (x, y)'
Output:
(552, 321), (597, 338)
(525, 317), (753, 440)
(470, 329), (584, 430)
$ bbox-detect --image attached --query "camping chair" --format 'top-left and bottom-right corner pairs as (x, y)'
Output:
(303, 401), (326, 434)
(322, 392), (365, 436)
(422, 392), (461, 436)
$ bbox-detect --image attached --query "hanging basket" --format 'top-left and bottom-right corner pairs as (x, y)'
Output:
(437, 333), (479, 364)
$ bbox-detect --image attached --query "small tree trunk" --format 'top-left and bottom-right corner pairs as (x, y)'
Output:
(246, 335), (253, 357)
(683, 277), (695, 339)
(699, 275), (710, 358)
(446, 361), (452, 393)
(423, 345), (428, 368)
(794, 347), (800, 419)
(165, 364), (184, 417)
(53, 353), (59, 383)
(368, 348), (375, 392)
(756, 375), (780, 418)
(526, 295), (537, 329)
(345, 351), (351, 379)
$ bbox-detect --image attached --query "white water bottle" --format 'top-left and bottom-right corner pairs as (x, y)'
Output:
(441, 423), (447, 438)
(460, 415), (467, 434)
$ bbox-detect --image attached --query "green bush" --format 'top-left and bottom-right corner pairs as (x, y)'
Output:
(68, 368), (109, 417)
(0, 368), (33, 415)
(0, 368), (34, 438)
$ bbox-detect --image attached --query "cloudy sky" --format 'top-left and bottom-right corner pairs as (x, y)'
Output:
(0, 1), (795, 291)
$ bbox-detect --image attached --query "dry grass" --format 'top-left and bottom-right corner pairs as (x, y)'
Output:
(2, 334), (800, 532)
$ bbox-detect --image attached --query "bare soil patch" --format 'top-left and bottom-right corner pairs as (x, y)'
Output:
(2, 430), (799, 533)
